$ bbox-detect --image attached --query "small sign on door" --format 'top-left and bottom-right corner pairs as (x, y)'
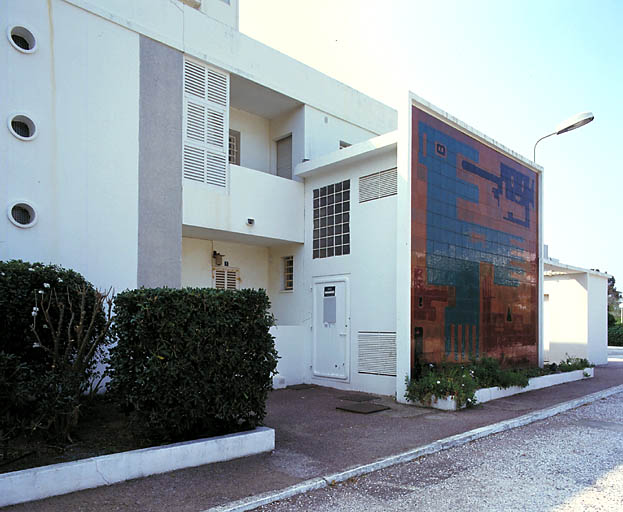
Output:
(324, 286), (335, 297)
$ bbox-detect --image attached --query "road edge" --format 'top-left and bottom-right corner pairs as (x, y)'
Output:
(206, 384), (623, 512)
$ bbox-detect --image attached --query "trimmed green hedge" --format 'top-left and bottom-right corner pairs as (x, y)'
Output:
(609, 324), (623, 346)
(107, 287), (278, 443)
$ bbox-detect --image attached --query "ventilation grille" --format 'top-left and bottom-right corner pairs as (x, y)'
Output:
(213, 267), (238, 290)
(358, 331), (396, 376)
(183, 58), (229, 188)
(359, 168), (398, 203)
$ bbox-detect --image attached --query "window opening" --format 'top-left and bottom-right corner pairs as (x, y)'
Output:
(313, 180), (350, 258)
(283, 256), (294, 290)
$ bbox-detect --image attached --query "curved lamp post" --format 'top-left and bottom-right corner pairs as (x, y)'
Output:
(533, 111), (594, 162)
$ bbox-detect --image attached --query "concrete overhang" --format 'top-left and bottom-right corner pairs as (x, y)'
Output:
(294, 131), (398, 179)
(183, 225), (302, 246)
(544, 258), (611, 278)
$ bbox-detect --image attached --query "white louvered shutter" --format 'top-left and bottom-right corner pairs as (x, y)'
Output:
(213, 267), (239, 290)
(183, 59), (229, 188)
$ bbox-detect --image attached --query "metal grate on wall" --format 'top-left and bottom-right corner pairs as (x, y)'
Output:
(357, 331), (397, 376)
(359, 168), (398, 203)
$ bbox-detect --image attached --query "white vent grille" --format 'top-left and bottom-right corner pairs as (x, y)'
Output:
(213, 267), (239, 290)
(358, 331), (396, 376)
(359, 168), (398, 203)
(183, 58), (229, 188)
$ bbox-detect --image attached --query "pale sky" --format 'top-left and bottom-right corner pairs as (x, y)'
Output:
(240, 0), (623, 285)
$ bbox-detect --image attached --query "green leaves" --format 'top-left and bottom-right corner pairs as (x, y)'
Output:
(107, 287), (278, 443)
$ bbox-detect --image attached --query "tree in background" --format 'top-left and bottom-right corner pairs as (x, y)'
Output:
(608, 276), (622, 323)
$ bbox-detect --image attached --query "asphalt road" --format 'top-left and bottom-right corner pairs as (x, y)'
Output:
(258, 391), (623, 511)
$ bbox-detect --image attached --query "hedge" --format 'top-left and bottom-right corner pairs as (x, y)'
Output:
(609, 324), (623, 346)
(0, 260), (110, 444)
(107, 287), (278, 443)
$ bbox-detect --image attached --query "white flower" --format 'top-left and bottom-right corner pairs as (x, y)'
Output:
(43, 324), (48, 329)
(436, 380), (441, 384)
(28, 268), (35, 272)
(32, 342), (41, 348)
(38, 290), (44, 294)
(429, 363), (433, 367)
(467, 398), (472, 403)
(0, 272), (5, 276)
(32, 311), (38, 317)
(461, 383), (465, 387)
(58, 278), (63, 283)
(43, 283), (50, 288)
(32, 306), (39, 312)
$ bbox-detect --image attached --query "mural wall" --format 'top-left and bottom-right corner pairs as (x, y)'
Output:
(411, 106), (539, 366)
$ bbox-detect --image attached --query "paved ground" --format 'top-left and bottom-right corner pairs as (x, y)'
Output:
(258, 390), (623, 511)
(4, 358), (623, 511)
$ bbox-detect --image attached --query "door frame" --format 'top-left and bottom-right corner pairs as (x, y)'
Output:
(311, 275), (351, 382)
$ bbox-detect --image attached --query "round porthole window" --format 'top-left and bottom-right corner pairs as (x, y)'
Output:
(7, 26), (37, 53)
(8, 202), (38, 228)
(8, 114), (37, 141)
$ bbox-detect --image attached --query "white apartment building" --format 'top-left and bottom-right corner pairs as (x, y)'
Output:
(2, 0), (607, 400)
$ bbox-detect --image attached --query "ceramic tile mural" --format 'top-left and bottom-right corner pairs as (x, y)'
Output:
(411, 106), (539, 366)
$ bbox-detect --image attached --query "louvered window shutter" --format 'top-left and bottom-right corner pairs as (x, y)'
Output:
(213, 267), (239, 290)
(183, 59), (229, 188)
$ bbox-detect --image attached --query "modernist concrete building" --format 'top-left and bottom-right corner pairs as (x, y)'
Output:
(1, 0), (606, 400)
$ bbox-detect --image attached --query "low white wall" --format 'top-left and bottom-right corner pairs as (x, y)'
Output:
(271, 325), (309, 387)
(183, 165), (304, 243)
(0, 427), (274, 508)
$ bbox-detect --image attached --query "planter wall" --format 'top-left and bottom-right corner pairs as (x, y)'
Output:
(417, 368), (594, 411)
(0, 426), (275, 508)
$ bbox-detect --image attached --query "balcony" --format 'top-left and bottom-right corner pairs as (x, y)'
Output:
(182, 163), (304, 244)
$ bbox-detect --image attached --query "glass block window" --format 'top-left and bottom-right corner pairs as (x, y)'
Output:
(283, 256), (294, 290)
(313, 180), (350, 259)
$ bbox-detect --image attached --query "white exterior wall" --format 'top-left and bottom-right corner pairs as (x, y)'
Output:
(182, 237), (269, 290)
(587, 273), (608, 365)
(199, 0), (239, 30)
(229, 107), (270, 173)
(303, 150), (398, 396)
(269, 107), (305, 176)
(543, 274), (589, 363)
(1, 0), (139, 292)
(304, 106), (377, 160)
(62, 0), (396, 137)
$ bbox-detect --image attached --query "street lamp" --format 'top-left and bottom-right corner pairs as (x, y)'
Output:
(533, 111), (594, 162)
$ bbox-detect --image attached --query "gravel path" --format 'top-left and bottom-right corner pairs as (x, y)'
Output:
(258, 393), (623, 511)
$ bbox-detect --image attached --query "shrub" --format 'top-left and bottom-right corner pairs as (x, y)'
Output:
(0, 260), (105, 363)
(608, 313), (617, 327)
(0, 261), (112, 444)
(609, 324), (623, 346)
(107, 287), (278, 443)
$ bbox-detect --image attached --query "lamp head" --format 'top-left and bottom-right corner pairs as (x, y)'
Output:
(555, 112), (594, 135)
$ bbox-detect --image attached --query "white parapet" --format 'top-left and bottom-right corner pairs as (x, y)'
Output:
(0, 426), (274, 508)
(415, 368), (594, 411)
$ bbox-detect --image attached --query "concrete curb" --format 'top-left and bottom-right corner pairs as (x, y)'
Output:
(0, 427), (275, 508)
(207, 384), (623, 512)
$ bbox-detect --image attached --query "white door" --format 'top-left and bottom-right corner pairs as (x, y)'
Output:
(312, 277), (350, 380)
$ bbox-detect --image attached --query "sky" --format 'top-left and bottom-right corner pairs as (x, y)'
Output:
(239, 0), (623, 285)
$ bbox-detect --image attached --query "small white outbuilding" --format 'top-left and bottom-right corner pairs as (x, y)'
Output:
(543, 258), (609, 365)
